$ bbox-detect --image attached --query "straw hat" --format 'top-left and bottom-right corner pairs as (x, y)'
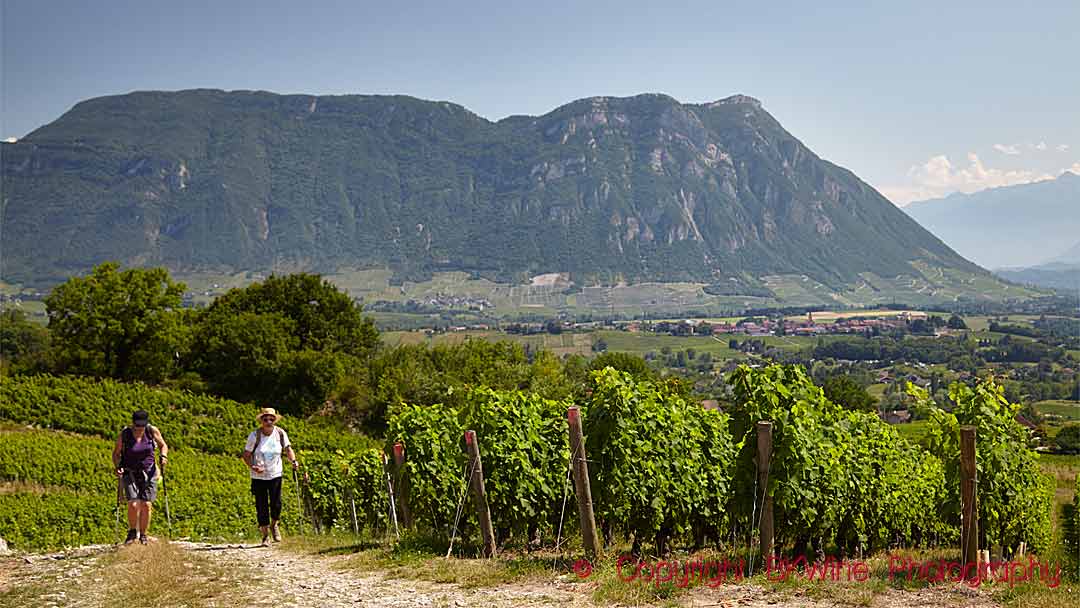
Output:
(256, 407), (281, 424)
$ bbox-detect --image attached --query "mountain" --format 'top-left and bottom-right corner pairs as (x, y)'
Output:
(3, 89), (990, 300)
(994, 239), (1080, 291)
(1050, 239), (1080, 264)
(995, 262), (1080, 292)
(904, 172), (1080, 269)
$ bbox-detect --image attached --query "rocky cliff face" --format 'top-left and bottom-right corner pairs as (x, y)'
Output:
(2, 89), (980, 288)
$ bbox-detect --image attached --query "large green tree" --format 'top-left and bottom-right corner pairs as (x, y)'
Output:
(0, 309), (50, 374)
(822, 375), (878, 413)
(44, 262), (186, 381)
(191, 273), (378, 414)
(200, 273), (378, 358)
(588, 351), (654, 380)
(1057, 424), (1080, 455)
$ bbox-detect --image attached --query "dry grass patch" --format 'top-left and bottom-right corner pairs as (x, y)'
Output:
(92, 540), (246, 608)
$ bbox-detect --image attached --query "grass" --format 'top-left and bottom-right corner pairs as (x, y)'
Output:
(1, 541), (247, 608)
(91, 541), (243, 607)
(1037, 400), (1080, 421)
(995, 582), (1080, 608)
(382, 329), (595, 357)
(286, 532), (1080, 608)
(893, 420), (931, 444)
(594, 330), (746, 359)
(1040, 454), (1080, 491)
(279, 531), (562, 589)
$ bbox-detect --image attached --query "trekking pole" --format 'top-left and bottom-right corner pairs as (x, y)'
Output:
(292, 466), (305, 535)
(160, 465), (172, 535)
(115, 476), (123, 531)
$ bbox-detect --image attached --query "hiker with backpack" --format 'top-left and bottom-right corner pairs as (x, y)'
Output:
(112, 410), (169, 545)
(242, 407), (299, 546)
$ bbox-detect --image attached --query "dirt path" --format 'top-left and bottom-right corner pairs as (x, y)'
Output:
(0, 544), (114, 608)
(175, 541), (586, 608)
(0, 541), (1007, 608)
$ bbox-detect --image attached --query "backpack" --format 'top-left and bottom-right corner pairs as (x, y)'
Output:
(241, 427), (286, 463)
(121, 425), (157, 462)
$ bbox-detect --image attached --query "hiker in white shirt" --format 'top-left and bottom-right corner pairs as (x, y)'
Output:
(242, 407), (299, 545)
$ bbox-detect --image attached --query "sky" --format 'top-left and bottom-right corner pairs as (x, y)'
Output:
(3, 0), (1078, 205)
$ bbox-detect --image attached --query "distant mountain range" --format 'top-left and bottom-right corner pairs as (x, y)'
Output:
(1050, 239), (1080, 265)
(904, 172), (1080, 269)
(1, 89), (1015, 305)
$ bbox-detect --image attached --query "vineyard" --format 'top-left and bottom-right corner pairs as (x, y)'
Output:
(0, 375), (375, 456)
(0, 375), (365, 549)
(284, 366), (1057, 562)
(0, 427), (307, 548)
(0, 366), (1064, 568)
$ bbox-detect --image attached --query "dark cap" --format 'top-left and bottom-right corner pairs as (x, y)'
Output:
(132, 410), (150, 427)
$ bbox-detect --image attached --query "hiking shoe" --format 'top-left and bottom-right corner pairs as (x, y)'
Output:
(139, 534), (148, 545)
(260, 533), (271, 547)
(271, 523), (282, 543)
(124, 529), (138, 545)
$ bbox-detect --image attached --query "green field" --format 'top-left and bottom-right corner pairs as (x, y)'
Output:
(590, 330), (744, 359)
(0, 299), (47, 323)
(963, 314), (1045, 332)
(1036, 400), (1080, 421)
(382, 329), (595, 357)
(782, 309), (922, 322)
(160, 265), (1049, 320)
(379, 328), (857, 362)
(893, 420), (931, 444)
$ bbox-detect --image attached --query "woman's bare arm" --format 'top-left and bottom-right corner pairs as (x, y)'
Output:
(152, 427), (169, 459)
(113, 434), (124, 475)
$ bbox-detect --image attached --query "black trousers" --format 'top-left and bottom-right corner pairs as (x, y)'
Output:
(251, 476), (283, 527)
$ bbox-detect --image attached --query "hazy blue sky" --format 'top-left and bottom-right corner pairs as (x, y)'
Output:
(3, 0), (1078, 204)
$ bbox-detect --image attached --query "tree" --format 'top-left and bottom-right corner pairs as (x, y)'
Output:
(947, 314), (968, 330)
(589, 351), (654, 380)
(203, 273), (378, 358)
(1056, 425), (1080, 455)
(45, 262), (186, 380)
(0, 309), (50, 374)
(908, 319), (933, 335)
(193, 311), (299, 405)
(191, 273), (378, 413)
(822, 375), (878, 413)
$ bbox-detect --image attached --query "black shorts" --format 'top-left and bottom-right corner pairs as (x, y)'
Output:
(122, 469), (158, 503)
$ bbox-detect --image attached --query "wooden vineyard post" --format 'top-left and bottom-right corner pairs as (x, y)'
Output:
(464, 430), (497, 557)
(567, 406), (601, 559)
(960, 425), (978, 572)
(756, 421), (774, 562)
(391, 442), (413, 528)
